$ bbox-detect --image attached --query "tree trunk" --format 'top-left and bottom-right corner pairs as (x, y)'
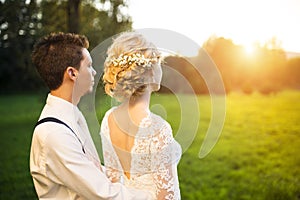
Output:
(67, 0), (80, 33)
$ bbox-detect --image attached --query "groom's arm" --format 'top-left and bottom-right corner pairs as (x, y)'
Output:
(31, 124), (151, 200)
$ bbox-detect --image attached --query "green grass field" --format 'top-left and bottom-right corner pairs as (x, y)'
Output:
(0, 92), (299, 199)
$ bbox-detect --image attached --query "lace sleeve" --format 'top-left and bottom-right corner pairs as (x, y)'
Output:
(150, 120), (182, 200)
(101, 134), (122, 183)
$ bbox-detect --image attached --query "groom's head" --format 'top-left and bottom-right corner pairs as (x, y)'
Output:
(31, 32), (90, 91)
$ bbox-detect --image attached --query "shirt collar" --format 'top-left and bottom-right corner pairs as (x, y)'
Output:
(46, 93), (81, 125)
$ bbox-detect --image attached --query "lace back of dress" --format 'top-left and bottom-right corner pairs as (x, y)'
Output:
(101, 109), (181, 200)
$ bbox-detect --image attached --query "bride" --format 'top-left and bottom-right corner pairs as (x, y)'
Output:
(100, 31), (182, 199)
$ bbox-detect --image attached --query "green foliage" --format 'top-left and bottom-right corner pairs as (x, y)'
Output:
(0, 0), (42, 92)
(1, 0), (299, 95)
(0, 0), (132, 93)
(1, 92), (299, 199)
(39, 0), (68, 35)
(80, 1), (132, 49)
(39, 0), (132, 48)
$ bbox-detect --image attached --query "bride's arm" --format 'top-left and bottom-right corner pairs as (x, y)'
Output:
(100, 124), (121, 183)
(154, 164), (179, 199)
(151, 122), (181, 200)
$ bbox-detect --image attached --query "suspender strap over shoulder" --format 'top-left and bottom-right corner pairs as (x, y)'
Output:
(35, 117), (85, 154)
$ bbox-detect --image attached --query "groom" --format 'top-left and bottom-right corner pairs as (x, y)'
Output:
(29, 32), (151, 199)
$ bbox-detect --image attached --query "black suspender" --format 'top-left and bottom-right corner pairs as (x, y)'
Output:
(35, 117), (85, 154)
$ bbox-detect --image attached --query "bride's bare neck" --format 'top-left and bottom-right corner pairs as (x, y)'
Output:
(120, 89), (151, 113)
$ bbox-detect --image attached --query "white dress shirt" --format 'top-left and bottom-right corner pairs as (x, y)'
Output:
(30, 94), (151, 200)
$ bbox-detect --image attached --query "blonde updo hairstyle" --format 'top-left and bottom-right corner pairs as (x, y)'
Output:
(103, 32), (161, 102)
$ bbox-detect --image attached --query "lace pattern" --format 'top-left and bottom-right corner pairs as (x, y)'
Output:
(100, 107), (181, 200)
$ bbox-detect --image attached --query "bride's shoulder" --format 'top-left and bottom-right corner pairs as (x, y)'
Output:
(147, 112), (172, 133)
(147, 113), (181, 156)
(100, 107), (117, 130)
(102, 107), (117, 120)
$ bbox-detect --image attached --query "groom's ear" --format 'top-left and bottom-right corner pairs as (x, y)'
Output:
(66, 66), (78, 81)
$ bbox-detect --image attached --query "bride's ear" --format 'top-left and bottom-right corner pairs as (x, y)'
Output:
(66, 67), (78, 81)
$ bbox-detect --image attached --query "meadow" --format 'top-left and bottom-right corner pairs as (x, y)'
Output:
(0, 91), (299, 199)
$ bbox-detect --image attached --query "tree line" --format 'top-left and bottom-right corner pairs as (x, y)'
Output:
(163, 36), (300, 95)
(1, 0), (299, 94)
(0, 0), (131, 93)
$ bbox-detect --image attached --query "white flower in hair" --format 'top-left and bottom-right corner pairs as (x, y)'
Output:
(109, 52), (158, 68)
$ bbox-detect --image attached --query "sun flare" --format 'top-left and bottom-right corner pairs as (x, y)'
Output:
(243, 44), (255, 55)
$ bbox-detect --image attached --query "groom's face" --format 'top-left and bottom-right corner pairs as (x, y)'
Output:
(74, 48), (96, 96)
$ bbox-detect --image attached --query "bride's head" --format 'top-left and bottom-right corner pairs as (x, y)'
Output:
(103, 31), (162, 102)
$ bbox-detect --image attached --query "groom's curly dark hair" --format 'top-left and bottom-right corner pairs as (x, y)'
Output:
(31, 32), (89, 90)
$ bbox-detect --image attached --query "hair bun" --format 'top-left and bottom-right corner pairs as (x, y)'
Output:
(102, 32), (161, 102)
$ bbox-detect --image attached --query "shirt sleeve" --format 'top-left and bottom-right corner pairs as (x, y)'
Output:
(36, 124), (151, 200)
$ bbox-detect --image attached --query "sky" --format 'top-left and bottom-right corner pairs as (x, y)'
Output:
(126, 0), (300, 56)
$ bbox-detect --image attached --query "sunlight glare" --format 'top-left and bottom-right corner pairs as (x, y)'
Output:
(244, 44), (255, 55)
(128, 0), (300, 54)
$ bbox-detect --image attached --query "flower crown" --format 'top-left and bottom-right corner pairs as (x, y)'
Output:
(107, 52), (159, 69)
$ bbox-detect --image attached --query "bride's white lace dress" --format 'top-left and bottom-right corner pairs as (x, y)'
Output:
(100, 107), (182, 200)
